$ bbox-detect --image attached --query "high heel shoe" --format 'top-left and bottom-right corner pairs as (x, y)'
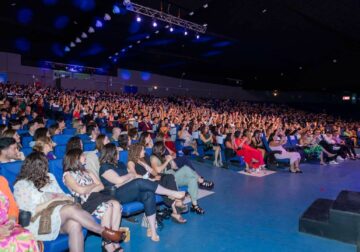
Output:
(213, 161), (219, 167)
(101, 227), (125, 243)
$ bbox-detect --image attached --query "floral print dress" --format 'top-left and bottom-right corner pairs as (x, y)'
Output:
(63, 170), (109, 219)
(0, 190), (39, 252)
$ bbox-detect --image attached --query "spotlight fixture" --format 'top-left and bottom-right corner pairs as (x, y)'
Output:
(184, 30), (188, 36)
(165, 25), (169, 28)
(128, 45), (133, 48)
(299, 66), (303, 70)
(64, 46), (70, 52)
(189, 11), (194, 16)
(196, 34), (200, 39)
(75, 37), (81, 43)
(169, 27), (174, 32)
(113, 5), (121, 14)
(203, 23), (208, 27)
(104, 13), (111, 21)
(333, 59), (337, 63)
(136, 16), (142, 22)
(95, 20), (103, 28)
(203, 3), (208, 8)
(137, 40), (141, 44)
(108, 56), (112, 59)
(81, 32), (88, 39)
(115, 52), (119, 56)
(88, 26), (95, 33)
(152, 20), (158, 27)
(155, 30), (159, 34)
(154, 86), (158, 90)
(272, 90), (279, 97)
(121, 49), (126, 52)
(70, 42), (76, 47)
(146, 35), (150, 39)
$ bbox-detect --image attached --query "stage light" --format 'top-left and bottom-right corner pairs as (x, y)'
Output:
(272, 90), (279, 97)
(299, 66), (303, 70)
(115, 52), (119, 56)
(154, 86), (158, 90)
(108, 56), (112, 59)
(203, 23), (208, 27)
(189, 11), (194, 16)
(333, 59), (337, 63)
(70, 42), (76, 47)
(65, 46), (70, 52)
(155, 30), (159, 34)
(196, 34), (200, 39)
(96, 20), (103, 28)
(169, 27), (174, 32)
(184, 30), (188, 36)
(203, 3), (208, 8)
(104, 13), (111, 21)
(75, 37), (81, 43)
(136, 16), (142, 22)
(121, 49), (126, 52)
(88, 26), (95, 33)
(152, 20), (158, 27)
(128, 45), (133, 48)
(137, 40), (141, 44)
(146, 35), (150, 39)
(81, 32), (88, 39)
(113, 5), (121, 14)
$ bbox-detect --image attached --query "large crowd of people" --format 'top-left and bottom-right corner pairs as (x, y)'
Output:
(0, 82), (359, 252)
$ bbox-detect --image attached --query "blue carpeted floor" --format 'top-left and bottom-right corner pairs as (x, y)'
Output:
(85, 160), (360, 252)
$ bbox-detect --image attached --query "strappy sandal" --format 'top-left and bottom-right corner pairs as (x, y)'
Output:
(171, 213), (187, 224)
(191, 204), (205, 215)
(198, 179), (214, 190)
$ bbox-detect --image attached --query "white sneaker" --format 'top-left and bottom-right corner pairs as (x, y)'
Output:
(336, 156), (344, 162)
(329, 160), (339, 165)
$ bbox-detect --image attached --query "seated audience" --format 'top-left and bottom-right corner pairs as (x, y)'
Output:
(63, 149), (124, 252)
(151, 141), (205, 215)
(269, 130), (302, 173)
(127, 144), (187, 223)
(99, 143), (185, 242)
(14, 152), (124, 251)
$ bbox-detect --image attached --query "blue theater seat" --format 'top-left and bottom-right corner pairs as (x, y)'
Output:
(119, 151), (128, 164)
(43, 229), (87, 252)
(21, 147), (33, 157)
(84, 142), (96, 152)
(122, 195), (164, 217)
(52, 135), (73, 146)
(21, 136), (33, 148)
(48, 159), (70, 194)
(63, 128), (76, 136)
(54, 145), (67, 159)
(0, 161), (23, 191)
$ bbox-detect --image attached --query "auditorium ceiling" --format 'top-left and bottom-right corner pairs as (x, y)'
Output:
(0, 0), (360, 91)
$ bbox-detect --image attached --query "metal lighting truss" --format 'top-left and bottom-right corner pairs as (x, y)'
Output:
(123, 0), (207, 34)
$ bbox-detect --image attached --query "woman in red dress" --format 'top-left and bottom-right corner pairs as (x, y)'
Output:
(234, 130), (265, 172)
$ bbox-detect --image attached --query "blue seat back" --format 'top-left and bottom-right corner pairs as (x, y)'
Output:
(1, 161), (23, 191)
(119, 151), (128, 164)
(261, 134), (272, 152)
(21, 147), (33, 157)
(48, 159), (70, 194)
(54, 145), (67, 159)
(288, 135), (299, 147)
(63, 128), (76, 135)
(83, 142), (96, 151)
(145, 148), (152, 157)
(52, 134), (73, 146)
(22, 136), (33, 148)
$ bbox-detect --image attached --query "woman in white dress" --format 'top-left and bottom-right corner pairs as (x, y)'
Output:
(14, 152), (124, 252)
(269, 129), (302, 173)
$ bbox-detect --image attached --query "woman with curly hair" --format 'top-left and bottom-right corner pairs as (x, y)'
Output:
(128, 144), (187, 224)
(14, 152), (124, 252)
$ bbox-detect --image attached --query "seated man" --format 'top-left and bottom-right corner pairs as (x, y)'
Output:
(86, 124), (100, 142)
(110, 127), (121, 144)
(0, 137), (21, 163)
